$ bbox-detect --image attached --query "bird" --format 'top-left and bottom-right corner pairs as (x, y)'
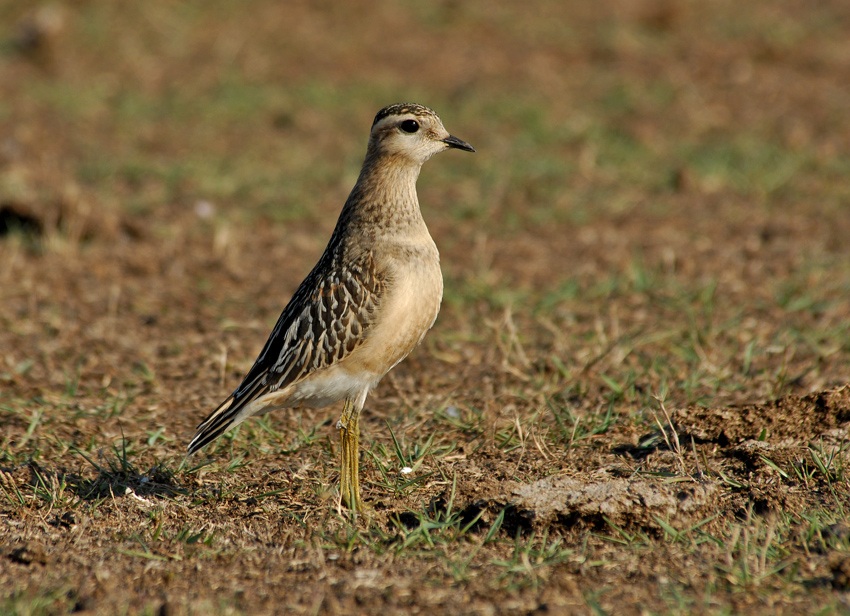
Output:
(188, 103), (474, 511)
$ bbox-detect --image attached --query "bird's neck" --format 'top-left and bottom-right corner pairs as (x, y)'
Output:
(341, 153), (426, 232)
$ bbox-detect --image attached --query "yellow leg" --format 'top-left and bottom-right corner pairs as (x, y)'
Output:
(338, 397), (362, 511)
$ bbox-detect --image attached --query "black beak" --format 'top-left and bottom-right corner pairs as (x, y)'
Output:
(443, 135), (475, 153)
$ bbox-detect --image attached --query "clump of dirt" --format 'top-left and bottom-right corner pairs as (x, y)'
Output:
(502, 473), (718, 529)
(483, 388), (850, 537)
(673, 387), (850, 444)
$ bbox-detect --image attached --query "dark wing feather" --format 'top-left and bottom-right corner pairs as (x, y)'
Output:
(188, 251), (384, 454)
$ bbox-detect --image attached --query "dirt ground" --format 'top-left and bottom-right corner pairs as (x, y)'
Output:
(2, 1), (850, 614)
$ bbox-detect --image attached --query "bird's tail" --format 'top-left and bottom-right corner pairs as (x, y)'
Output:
(188, 395), (244, 454)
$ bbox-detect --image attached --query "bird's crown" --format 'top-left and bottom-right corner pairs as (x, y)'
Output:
(372, 103), (438, 127)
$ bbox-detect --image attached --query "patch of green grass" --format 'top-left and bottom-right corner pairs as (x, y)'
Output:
(715, 513), (793, 589)
(319, 475), (486, 558)
(597, 516), (651, 548)
(793, 441), (849, 514)
(797, 509), (850, 554)
(654, 513), (724, 549)
(368, 432), (442, 499)
(548, 395), (615, 447)
(0, 587), (79, 616)
(434, 404), (486, 438)
(679, 138), (809, 197)
(67, 439), (183, 502)
(200, 413), (326, 460)
(492, 528), (573, 590)
(127, 510), (218, 559)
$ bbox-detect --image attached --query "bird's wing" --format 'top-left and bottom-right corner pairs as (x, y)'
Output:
(188, 252), (384, 453)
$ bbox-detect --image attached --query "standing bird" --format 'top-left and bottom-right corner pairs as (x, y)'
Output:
(188, 103), (474, 511)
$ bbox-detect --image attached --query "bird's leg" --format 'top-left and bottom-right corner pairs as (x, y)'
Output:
(338, 397), (362, 511)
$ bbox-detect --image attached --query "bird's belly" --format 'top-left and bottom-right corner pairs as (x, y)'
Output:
(344, 254), (443, 379)
(289, 366), (379, 408)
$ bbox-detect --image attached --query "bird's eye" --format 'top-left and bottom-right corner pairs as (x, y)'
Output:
(399, 119), (419, 134)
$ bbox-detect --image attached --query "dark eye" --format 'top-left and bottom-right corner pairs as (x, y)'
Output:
(399, 119), (419, 134)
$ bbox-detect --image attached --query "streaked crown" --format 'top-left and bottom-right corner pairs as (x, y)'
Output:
(372, 103), (439, 127)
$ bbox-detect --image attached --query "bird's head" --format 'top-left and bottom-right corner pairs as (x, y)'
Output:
(367, 103), (475, 165)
